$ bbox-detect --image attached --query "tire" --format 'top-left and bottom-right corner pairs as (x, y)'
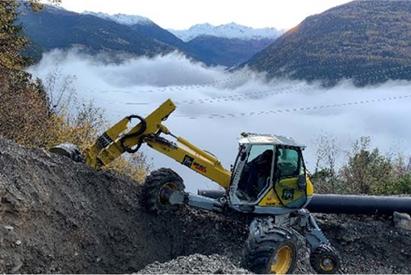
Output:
(142, 168), (185, 214)
(310, 244), (340, 274)
(243, 219), (298, 274)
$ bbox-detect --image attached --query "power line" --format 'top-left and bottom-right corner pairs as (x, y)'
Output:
(123, 65), (411, 107)
(174, 94), (411, 120)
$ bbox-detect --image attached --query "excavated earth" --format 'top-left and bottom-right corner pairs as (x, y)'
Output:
(0, 138), (410, 274)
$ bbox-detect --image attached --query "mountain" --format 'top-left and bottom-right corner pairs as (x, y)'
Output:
(82, 15), (280, 66)
(84, 11), (153, 25)
(245, 0), (411, 86)
(170, 23), (281, 42)
(18, 4), (174, 61)
(18, 4), (278, 67)
(187, 36), (274, 67)
(84, 11), (188, 51)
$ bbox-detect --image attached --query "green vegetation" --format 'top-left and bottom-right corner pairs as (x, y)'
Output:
(312, 136), (411, 195)
(0, 0), (150, 183)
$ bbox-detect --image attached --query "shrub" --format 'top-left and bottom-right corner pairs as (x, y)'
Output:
(105, 153), (152, 183)
(340, 147), (392, 194)
(0, 69), (52, 147)
(312, 135), (341, 193)
(313, 135), (411, 195)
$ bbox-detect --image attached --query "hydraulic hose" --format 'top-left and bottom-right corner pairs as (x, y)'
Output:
(120, 115), (147, 153)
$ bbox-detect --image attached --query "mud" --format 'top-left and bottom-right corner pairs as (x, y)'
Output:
(0, 138), (410, 273)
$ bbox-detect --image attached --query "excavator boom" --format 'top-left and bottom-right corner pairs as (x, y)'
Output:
(85, 99), (231, 189)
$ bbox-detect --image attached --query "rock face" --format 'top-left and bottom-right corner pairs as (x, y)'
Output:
(246, 0), (411, 86)
(0, 137), (410, 273)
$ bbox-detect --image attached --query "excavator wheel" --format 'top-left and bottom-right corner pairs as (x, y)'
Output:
(142, 168), (185, 214)
(309, 244), (340, 274)
(244, 219), (298, 274)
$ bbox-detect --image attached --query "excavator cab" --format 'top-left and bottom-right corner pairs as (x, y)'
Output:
(229, 133), (313, 215)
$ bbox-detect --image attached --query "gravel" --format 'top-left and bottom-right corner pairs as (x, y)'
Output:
(138, 254), (251, 274)
(0, 138), (410, 274)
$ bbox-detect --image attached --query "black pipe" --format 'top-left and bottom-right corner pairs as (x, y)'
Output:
(197, 190), (411, 215)
(307, 194), (411, 215)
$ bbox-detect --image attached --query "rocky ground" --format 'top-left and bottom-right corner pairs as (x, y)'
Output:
(0, 138), (410, 273)
(138, 254), (251, 274)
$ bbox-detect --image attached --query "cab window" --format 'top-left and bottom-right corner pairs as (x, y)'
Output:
(277, 147), (301, 178)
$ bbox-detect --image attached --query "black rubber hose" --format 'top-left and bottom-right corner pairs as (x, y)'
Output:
(120, 115), (147, 153)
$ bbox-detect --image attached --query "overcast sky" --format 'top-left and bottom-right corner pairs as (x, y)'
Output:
(59, 0), (352, 30)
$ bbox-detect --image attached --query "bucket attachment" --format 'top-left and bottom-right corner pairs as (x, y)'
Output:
(49, 143), (84, 163)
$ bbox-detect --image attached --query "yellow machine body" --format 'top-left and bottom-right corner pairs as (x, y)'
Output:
(84, 98), (314, 210)
(257, 176), (314, 207)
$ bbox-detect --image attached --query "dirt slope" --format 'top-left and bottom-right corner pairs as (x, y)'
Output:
(0, 138), (247, 273)
(0, 137), (410, 273)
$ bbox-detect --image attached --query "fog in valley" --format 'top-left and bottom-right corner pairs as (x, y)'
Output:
(28, 49), (411, 191)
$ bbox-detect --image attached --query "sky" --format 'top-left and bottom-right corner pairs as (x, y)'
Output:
(58, 0), (352, 30)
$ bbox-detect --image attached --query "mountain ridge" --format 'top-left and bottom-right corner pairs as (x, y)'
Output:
(170, 22), (281, 42)
(19, 4), (278, 67)
(83, 11), (153, 26)
(245, 0), (411, 85)
(18, 3), (174, 61)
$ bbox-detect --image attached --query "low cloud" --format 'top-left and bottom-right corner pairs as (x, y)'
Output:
(28, 49), (411, 191)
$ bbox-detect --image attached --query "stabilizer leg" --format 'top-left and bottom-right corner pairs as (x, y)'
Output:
(293, 209), (341, 274)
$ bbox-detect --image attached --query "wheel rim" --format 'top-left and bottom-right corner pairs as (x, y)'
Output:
(158, 182), (178, 205)
(269, 245), (293, 274)
(320, 257), (335, 272)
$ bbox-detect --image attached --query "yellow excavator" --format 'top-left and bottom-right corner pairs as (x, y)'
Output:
(51, 99), (340, 274)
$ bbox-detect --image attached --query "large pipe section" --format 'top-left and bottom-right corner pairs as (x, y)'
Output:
(197, 190), (411, 215)
(307, 194), (411, 215)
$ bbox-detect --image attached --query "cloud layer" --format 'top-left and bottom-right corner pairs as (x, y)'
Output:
(28, 49), (411, 191)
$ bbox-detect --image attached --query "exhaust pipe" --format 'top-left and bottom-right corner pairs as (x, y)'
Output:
(197, 190), (411, 215)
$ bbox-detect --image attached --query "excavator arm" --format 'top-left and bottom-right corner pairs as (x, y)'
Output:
(85, 99), (231, 189)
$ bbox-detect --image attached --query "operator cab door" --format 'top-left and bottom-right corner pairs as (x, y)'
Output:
(235, 144), (274, 202)
(273, 146), (307, 208)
